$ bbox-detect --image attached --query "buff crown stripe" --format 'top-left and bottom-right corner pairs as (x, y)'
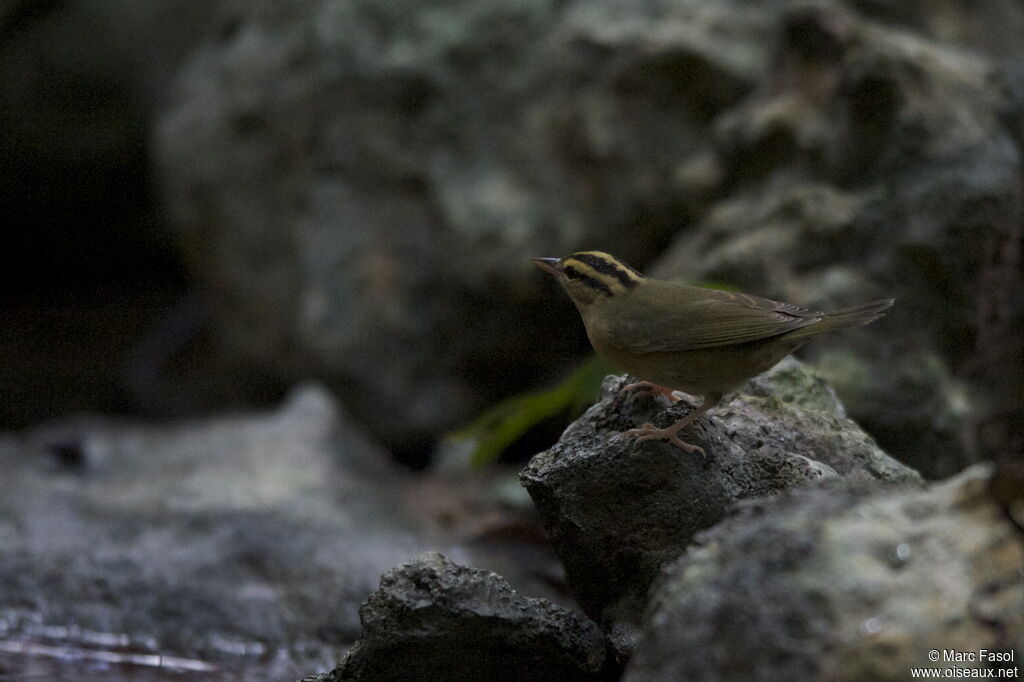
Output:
(562, 265), (614, 296)
(567, 253), (640, 289)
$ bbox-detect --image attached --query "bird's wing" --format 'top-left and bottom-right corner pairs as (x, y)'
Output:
(606, 284), (824, 353)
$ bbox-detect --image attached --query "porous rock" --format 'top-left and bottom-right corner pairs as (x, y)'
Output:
(152, 0), (777, 452)
(520, 359), (919, 659)
(654, 2), (1024, 475)
(625, 464), (1024, 682)
(331, 552), (606, 682)
(152, 0), (1024, 460)
(716, 356), (922, 484)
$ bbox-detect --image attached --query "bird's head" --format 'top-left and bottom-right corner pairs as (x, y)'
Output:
(530, 251), (643, 307)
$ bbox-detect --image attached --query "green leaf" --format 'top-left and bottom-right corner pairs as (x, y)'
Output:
(447, 356), (614, 468)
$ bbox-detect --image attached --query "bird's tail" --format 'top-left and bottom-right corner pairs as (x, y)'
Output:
(789, 298), (894, 339)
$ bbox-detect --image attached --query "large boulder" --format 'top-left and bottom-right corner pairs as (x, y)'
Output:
(152, 0), (1024, 463)
(653, 2), (1024, 476)
(152, 0), (783, 453)
(520, 359), (920, 659)
(625, 464), (1024, 681)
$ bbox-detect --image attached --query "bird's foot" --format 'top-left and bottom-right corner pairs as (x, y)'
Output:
(625, 422), (706, 459)
(621, 381), (681, 402)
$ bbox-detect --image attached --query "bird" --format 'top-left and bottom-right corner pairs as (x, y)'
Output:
(531, 251), (893, 457)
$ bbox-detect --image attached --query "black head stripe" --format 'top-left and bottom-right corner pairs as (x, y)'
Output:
(563, 265), (613, 296)
(571, 253), (640, 289)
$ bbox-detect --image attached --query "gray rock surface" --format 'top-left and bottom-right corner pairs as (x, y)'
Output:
(519, 360), (919, 659)
(330, 552), (606, 682)
(814, 348), (973, 479)
(0, 385), (436, 679)
(5, 0), (1018, 462)
(150, 0), (1024, 462)
(151, 0), (781, 452)
(653, 2), (1024, 475)
(625, 464), (1024, 682)
(717, 357), (921, 483)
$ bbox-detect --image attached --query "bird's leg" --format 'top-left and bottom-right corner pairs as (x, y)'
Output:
(621, 380), (682, 402)
(625, 392), (723, 458)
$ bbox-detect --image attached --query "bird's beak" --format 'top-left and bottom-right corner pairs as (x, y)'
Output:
(530, 257), (560, 275)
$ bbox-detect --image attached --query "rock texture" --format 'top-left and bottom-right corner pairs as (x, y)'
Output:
(151, 0), (1024, 463)
(520, 360), (920, 659)
(715, 357), (919, 483)
(653, 2), (1024, 475)
(329, 552), (606, 682)
(152, 0), (779, 453)
(625, 464), (1024, 682)
(150, 0), (1024, 466)
(0, 386), (434, 679)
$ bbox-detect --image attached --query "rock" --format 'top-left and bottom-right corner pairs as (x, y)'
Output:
(843, 0), (1024, 59)
(717, 356), (926, 484)
(151, 0), (1024, 460)
(519, 360), (919, 660)
(814, 348), (971, 479)
(654, 2), (1024, 476)
(0, 385), (432, 678)
(6, 0), (1023, 464)
(152, 0), (778, 453)
(329, 552), (606, 682)
(0, 383), (571, 679)
(625, 464), (1024, 682)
